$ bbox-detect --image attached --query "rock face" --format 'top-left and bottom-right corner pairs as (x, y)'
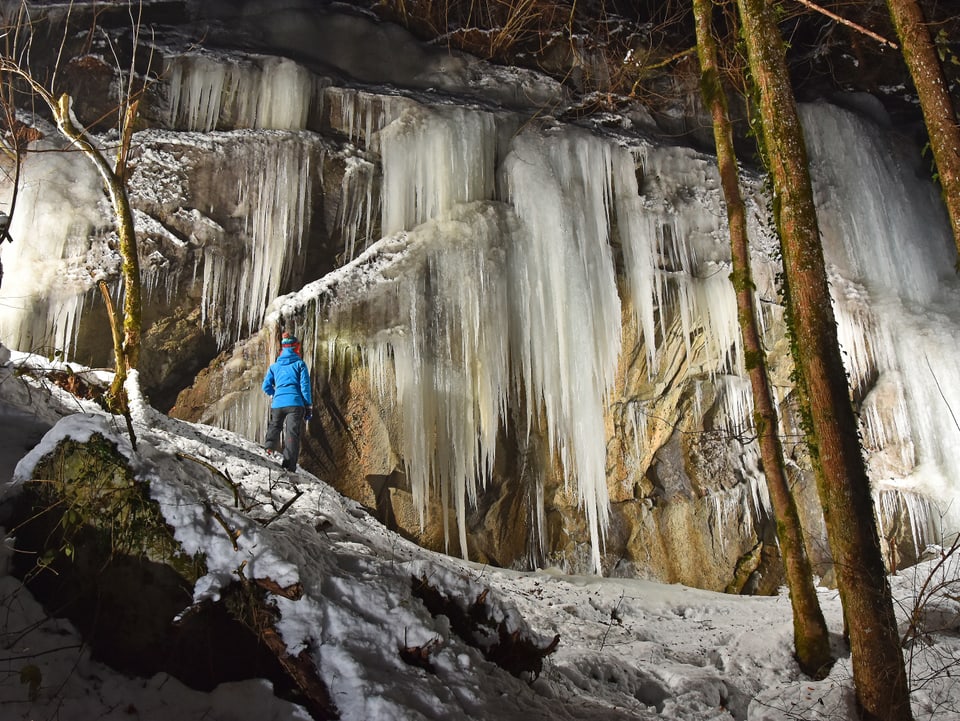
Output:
(0, 2), (949, 591)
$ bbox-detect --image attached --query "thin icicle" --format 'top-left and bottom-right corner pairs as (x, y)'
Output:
(336, 156), (378, 262)
(324, 87), (414, 145)
(875, 488), (940, 560)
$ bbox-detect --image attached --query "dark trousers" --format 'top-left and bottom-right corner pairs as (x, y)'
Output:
(264, 406), (305, 471)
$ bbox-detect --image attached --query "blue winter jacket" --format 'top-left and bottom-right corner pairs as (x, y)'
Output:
(262, 348), (313, 409)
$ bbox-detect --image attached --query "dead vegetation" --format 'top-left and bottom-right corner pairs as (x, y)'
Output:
(374, 0), (702, 112)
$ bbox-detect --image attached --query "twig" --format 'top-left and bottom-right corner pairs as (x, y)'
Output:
(176, 452), (242, 507)
(926, 353), (960, 432)
(254, 576), (304, 600)
(0, 644), (84, 662)
(235, 562), (303, 599)
(599, 590), (625, 651)
(630, 47), (697, 96)
(902, 535), (960, 646)
(792, 0), (898, 49)
(645, 46), (697, 71)
(204, 500), (240, 550)
(260, 490), (304, 527)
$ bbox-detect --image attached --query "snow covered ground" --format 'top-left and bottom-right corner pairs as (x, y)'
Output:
(1, 349), (959, 721)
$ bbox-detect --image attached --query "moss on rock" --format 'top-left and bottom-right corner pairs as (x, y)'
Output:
(22, 432), (205, 582)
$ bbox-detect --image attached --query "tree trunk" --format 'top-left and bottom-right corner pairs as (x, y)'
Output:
(886, 0), (960, 256)
(116, 98), (143, 371)
(54, 93), (142, 407)
(734, 0), (913, 719)
(692, 0), (832, 680)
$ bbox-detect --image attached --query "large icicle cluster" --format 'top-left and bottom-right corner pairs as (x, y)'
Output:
(361, 204), (514, 559)
(501, 127), (624, 569)
(199, 134), (315, 347)
(0, 143), (116, 356)
(298, 94), (960, 571)
(166, 53), (315, 132)
(1, 48), (326, 360)
(378, 105), (498, 236)
(266, 97), (756, 572)
(802, 101), (960, 541)
(310, 104), (523, 562)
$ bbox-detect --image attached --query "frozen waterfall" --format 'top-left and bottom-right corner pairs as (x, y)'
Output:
(266, 97), (764, 573)
(287, 96), (958, 571)
(3, 59), (957, 573)
(0, 142), (116, 357)
(803, 100), (960, 542)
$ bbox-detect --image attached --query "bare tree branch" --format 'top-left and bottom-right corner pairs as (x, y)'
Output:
(793, 0), (899, 49)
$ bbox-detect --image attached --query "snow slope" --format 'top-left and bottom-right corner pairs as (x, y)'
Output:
(1, 352), (959, 721)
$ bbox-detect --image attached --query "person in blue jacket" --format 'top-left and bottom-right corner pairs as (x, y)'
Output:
(262, 332), (313, 471)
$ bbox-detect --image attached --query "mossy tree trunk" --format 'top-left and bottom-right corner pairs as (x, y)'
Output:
(692, 0), (832, 680)
(53, 93), (142, 409)
(885, 0), (960, 256)
(734, 0), (913, 718)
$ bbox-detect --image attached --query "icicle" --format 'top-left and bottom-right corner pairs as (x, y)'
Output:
(502, 126), (623, 573)
(626, 400), (651, 466)
(802, 103), (951, 305)
(802, 101), (960, 537)
(874, 488), (940, 560)
(613, 148), (661, 371)
(336, 156), (378, 262)
(310, 201), (514, 559)
(166, 55), (228, 132)
(166, 53), (314, 132)
(742, 448), (772, 520)
(712, 493), (726, 549)
(200, 134), (314, 348)
(712, 374), (755, 439)
(0, 144), (115, 358)
(377, 105), (497, 236)
(525, 462), (548, 570)
(236, 56), (314, 130)
(323, 87), (413, 145)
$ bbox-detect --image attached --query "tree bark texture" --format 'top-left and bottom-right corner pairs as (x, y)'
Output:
(54, 93), (142, 405)
(886, 0), (960, 257)
(735, 0), (913, 718)
(692, 0), (832, 680)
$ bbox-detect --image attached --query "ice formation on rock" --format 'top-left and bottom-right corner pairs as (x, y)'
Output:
(0, 142), (116, 356)
(199, 133), (315, 347)
(166, 53), (315, 132)
(2, 44), (956, 572)
(803, 101), (960, 541)
(285, 95), (958, 569)
(263, 96), (766, 571)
